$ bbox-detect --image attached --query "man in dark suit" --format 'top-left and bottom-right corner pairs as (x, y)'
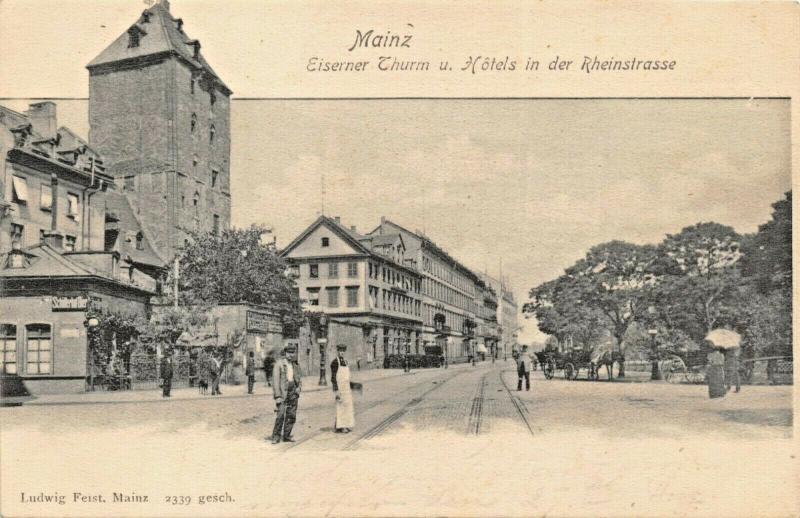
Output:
(246, 351), (256, 394)
(161, 350), (174, 398)
(270, 345), (302, 444)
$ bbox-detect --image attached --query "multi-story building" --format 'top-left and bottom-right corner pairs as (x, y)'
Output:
(369, 218), (485, 362)
(281, 216), (423, 366)
(473, 281), (500, 358)
(478, 272), (519, 358)
(87, 0), (232, 263)
(1, 102), (112, 254)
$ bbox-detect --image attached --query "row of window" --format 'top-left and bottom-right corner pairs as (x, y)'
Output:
(123, 169), (223, 194)
(422, 303), (467, 335)
(10, 175), (81, 219)
(308, 262), (359, 279)
(368, 286), (421, 317)
(0, 324), (52, 375)
(367, 261), (421, 293)
(305, 286), (359, 308)
(421, 254), (475, 296)
(423, 277), (475, 313)
(9, 223), (78, 252)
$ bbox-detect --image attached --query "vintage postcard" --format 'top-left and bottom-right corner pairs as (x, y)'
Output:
(0, 1), (797, 516)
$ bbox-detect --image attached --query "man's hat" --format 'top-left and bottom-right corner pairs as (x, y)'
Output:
(336, 343), (347, 351)
(283, 344), (297, 353)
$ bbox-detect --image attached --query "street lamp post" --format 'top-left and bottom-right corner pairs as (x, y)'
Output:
(648, 328), (661, 380)
(318, 314), (328, 386)
(84, 315), (100, 391)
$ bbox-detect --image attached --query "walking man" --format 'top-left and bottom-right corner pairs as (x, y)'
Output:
(246, 351), (256, 394)
(517, 345), (533, 391)
(210, 352), (224, 396)
(161, 350), (173, 398)
(331, 344), (355, 433)
(271, 345), (302, 444)
(263, 353), (275, 387)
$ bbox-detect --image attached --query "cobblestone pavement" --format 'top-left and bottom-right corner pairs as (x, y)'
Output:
(1, 360), (794, 517)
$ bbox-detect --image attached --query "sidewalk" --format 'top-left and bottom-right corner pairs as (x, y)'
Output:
(20, 363), (480, 407)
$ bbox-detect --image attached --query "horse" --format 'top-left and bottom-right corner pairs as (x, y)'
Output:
(589, 342), (617, 381)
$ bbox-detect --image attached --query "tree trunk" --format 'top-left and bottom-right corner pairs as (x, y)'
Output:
(614, 331), (626, 378)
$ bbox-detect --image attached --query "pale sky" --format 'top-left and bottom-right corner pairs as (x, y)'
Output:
(1, 1), (791, 343)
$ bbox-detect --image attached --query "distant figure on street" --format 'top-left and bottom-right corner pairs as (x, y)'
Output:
(707, 347), (726, 399)
(356, 356), (362, 371)
(264, 353), (275, 387)
(331, 344), (355, 433)
(210, 352), (224, 396)
(246, 351), (256, 394)
(161, 350), (174, 398)
(516, 345), (533, 391)
(271, 345), (302, 444)
(724, 347), (741, 393)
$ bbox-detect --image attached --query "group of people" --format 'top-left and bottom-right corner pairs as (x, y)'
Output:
(269, 343), (357, 444)
(159, 348), (228, 398)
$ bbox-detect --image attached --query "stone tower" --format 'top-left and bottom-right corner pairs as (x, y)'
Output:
(87, 0), (232, 263)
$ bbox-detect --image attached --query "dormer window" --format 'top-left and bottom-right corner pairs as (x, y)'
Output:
(191, 40), (201, 59)
(127, 25), (146, 48)
(174, 18), (184, 32)
(135, 232), (144, 251)
(140, 10), (152, 23)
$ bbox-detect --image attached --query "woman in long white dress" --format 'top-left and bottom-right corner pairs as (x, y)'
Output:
(331, 344), (355, 433)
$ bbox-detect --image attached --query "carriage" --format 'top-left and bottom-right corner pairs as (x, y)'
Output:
(535, 346), (623, 381)
(662, 350), (792, 385)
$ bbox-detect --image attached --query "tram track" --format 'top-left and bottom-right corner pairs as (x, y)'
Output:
(466, 372), (488, 435)
(341, 368), (470, 451)
(498, 369), (535, 436)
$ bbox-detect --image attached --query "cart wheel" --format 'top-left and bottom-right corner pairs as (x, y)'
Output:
(544, 360), (555, 379)
(564, 363), (576, 380)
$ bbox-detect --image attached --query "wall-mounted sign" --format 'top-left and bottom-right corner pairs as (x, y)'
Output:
(52, 295), (90, 311)
(246, 311), (282, 333)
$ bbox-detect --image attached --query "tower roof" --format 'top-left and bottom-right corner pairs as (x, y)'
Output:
(86, 0), (231, 95)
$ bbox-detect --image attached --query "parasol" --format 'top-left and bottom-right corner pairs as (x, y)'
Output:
(704, 329), (741, 349)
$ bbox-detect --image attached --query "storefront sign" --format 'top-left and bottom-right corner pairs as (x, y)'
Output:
(52, 295), (89, 311)
(246, 311), (282, 333)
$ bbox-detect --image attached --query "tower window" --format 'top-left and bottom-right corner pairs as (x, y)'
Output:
(193, 192), (200, 218)
(190, 113), (197, 133)
(213, 215), (220, 236)
(210, 91), (216, 106)
(211, 169), (218, 188)
(123, 176), (135, 191)
(190, 77), (195, 94)
(209, 125), (216, 143)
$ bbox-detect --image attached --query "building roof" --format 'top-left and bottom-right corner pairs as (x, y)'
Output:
(0, 243), (155, 294)
(104, 192), (166, 268)
(86, 0), (231, 95)
(0, 104), (112, 186)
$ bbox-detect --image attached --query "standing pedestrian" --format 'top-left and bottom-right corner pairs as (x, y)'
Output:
(270, 345), (302, 444)
(210, 351), (224, 396)
(264, 352), (275, 387)
(246, 351), (256, 394)
(724, 347), (741, 393)
(331, 344), (355, 433)
(707, 346), (726, 399)
(517, 345), (533, 391)
(161, 350), (173, 398)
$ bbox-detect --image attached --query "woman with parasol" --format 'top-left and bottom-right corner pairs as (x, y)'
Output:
(705, 329), (741, 399)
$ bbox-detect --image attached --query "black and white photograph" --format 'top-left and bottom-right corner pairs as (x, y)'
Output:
(0, 1), (797, 517)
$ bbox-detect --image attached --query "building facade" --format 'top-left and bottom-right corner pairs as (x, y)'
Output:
(281, 216), (423, 368)
(478, 272), (519, 358)
(87, 0), (232, 262)
(369, 218), (490, 362)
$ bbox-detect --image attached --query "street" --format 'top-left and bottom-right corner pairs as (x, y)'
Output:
(1, 361), (794, 517)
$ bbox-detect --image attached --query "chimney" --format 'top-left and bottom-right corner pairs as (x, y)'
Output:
(26, 102), (57, 141)
(334, 216), (341, 224)
(42, 230), (65, 251)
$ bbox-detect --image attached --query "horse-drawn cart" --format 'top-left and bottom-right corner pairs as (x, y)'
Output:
(535, 346), (622, 381)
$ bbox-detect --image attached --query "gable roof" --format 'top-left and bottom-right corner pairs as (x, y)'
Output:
(104, 192), (167, 268)
(279, 216), (372, 258)
(86, 0), (231, 95)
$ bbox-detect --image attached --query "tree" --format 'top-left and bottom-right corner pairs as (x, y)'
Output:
(741, 191), (791, 294)
(527, 241), (659, 375)
(168, 225), (304, 332)
(655, 222), (744, 342)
